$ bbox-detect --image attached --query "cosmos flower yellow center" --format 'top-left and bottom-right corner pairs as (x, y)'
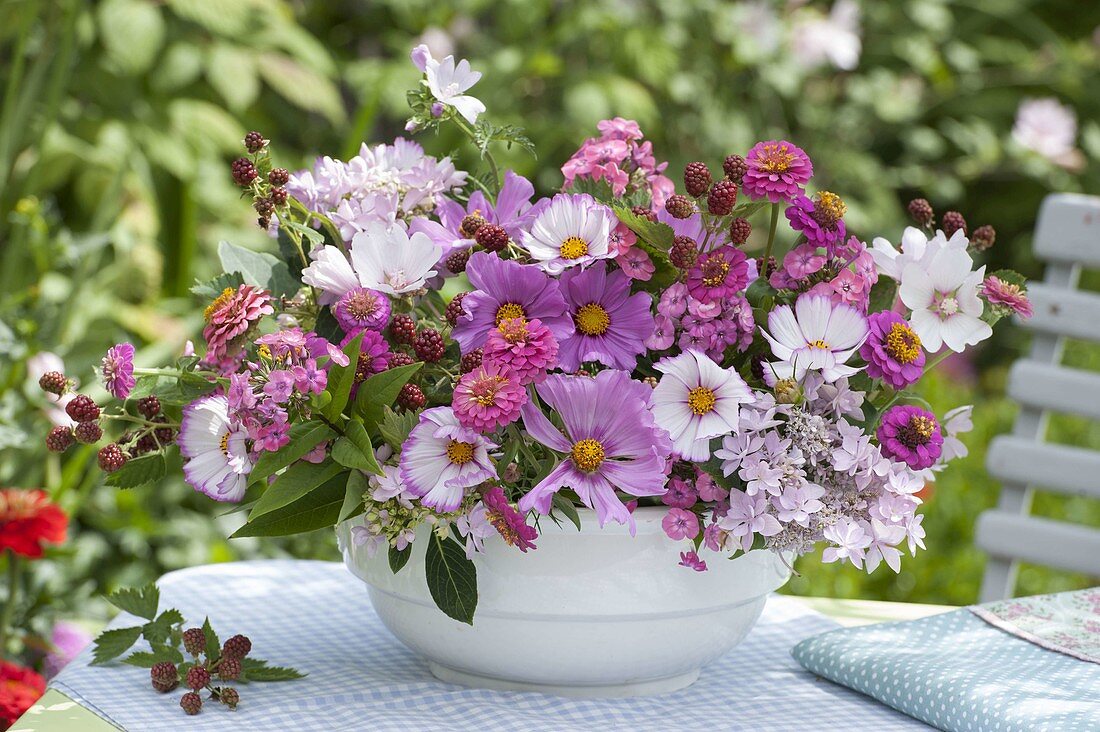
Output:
(757, 143), (796, 173)
(560, 236), (589, 260)
(495, 302), (526, 324)
(575, 303), (611, 336)
(885, 322), (921, 364)
(687, 386), (717, 415)
(700, 257), (730, 287)
(446, 440), (475, 465)
(219, 432), (230, 456)
(204, 287), (236, 322)
(898, 416), (937, 448)
(570, 438), (605, 472)
(807, 339), (830, 350)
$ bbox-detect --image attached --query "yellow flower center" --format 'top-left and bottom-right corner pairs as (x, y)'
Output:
(575, 303), (611, 336)
(884, 322), (922, 365)
(700, 257), (730, 287)
(497, 317), (529, 344)
(807, 339), (830, 350)
(757, 143), (796, 173)
(495, 302), (526, 325)
(468, 374), (508, 407)
(560, 236), (589, 260)
(687, 386), (717, 416)
(257, 344), (272, 360)
(570, 438), (605, 472)
(219, 432), (230, 456)
(446, 440), (475, 465)
(204, 287), (236, 322)
(813, 191), (847, 226)
(899, 416), (938, 448)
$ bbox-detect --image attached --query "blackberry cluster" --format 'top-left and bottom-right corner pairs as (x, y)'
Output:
(707, 179), (738, 216)
(388, 352), (416, 369)
(97, 444), (127, 473)
(218, 687), (240, 710)
(474, 223), (508, 252)
(180, 692), (203, 715)
(74, 421), (103, 444)
(390, 314), (417, 345)
(268, 168), (289, 186)
(669, 236), (698, 270)
(137, 396), (161, 419)
(722, 154), (747, 183)
(186, 665), (211, 690)
(65, 395), (100, 423)
(630, 206), (657, 222)
(45, 426), (74, 453)
(221, 634), (252, 660)
(941, 210), (967, 237)
(231, 158), (258, 187)
(243, 131), (267, 153)
(413, 329), (445, 362)
(445, 248), (471, 274)
(683, 162), (712, 197)
(182, 627), (207, 656)
(972, 225), (996, 251)
(729, 217), (752, 245)
(270, 187), (288, 206)
(151, 662), (179, 693)
(397, 383), (426, 411)
(38, 371), (67, 396)
(459, 212), (487, 238)
(907, 198), (934, 226)
(218, 657), (241, 681)
(664, 194), (695, 220)
(445, 292), (469, 326)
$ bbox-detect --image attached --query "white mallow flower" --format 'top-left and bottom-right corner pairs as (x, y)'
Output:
(412, 43), (486, 124)
(651, 350), (755, 461)
(870, 226), (968, 281)
(351, 222), (442, 296)
(940, 405), (974, 462)
(760, 293), (869, 383)
(899, 247), (991, 353)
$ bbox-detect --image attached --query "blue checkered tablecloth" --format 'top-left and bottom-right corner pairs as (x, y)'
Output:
(52, 560), (927, 731)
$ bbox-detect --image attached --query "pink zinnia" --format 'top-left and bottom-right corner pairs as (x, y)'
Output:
(101, 342), (135, 399)
(482, 317), (558, 385)
(202, 285), (274, 365)
(980, 276), (1033, 318)
(685, 246), (750, 303)
(452, 361), (527, 433)
(742, 140), (814, 203)
(482, 486), (537, 552)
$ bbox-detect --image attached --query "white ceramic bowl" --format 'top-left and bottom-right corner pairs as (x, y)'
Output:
(337, 507), (789, 697)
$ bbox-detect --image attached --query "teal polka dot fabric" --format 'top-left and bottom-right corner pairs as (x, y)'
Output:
(792, 609), (1100, 731)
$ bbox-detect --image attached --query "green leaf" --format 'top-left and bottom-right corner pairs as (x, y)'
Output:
(231, 472), (347, 538)
(106, 453), (167, 489)
(142, 608), (184, 645)
(202, 617), (220, 660)
(98, 0), (165, 76)
(353, 363), (423, 424)
(550, 494), (582, 531)
(250, 460), (346, 520)
(106, 583), (160, 620)
(206, 43), (258, 112)
(190, 271), (244, 299)
(239, 657), (306, 682)
(250, 421), (335, 484)
(338, 470), (368, 524)
(472, 120), (536, 158)
(332, 420), (382, 475)
(217, 240), (299, 297)
(258, 52), (346, 125)
(730, 199), (768, 220)
(424, 532), (478, 625)
(613, 203), (675, 249)
(323, 332), (363, 421)
(92, 626), (144, 665)
(378, 406), (420, 451)
(121, 651), (163, 668)
(866, 277), (899, 314)
(388, 545), (411, 574)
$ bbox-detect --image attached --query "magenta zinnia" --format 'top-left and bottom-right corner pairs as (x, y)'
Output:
(333, 287), (391, 334)
(452, 361), (527, 433)
(741, 140), (813, 203)
(980, 276), (1033, 318)
(860, 312), (925, 390)
(482, 486), (537, 552)
(877, 405), (943, 470)
(101, 342), (135, 399)
(482, 317), (558, 384)
(685, 246), (750, 303)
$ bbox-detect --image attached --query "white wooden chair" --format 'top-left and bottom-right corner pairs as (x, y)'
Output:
(977, 192), (1100, 602)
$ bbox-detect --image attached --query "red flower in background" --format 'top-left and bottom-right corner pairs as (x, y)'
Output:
(0, 660), (46, 728)
(0, 489), (67, 559)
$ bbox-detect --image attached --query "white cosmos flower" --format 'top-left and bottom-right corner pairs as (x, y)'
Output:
(417, 47), (486, 124)
(521, 193), (614, 274)
(870, 226), (968, 281)
(900, 246), (991, 353)
(760, 293), (869, 383)
(178, 395), (253, 503)
(652, 350), (755, 461)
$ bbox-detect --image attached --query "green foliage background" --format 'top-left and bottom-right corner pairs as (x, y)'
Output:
(1, 0), (1098, 626)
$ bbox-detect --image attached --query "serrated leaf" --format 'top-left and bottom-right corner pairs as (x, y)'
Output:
(92, 626), (144, 665)
(202, 617), (220, 660)
(250, 460), (345, 520)
(240, 657), (306, 682)
(250, 421), (334, 484)
(191, 271), (244, 299)
(106, 584), (160, 620)
(424, 532), (478, 625)
(323, 332), (363, 421)
(388, 544), (411, 574)
(378, 406), (419, 451)
(106, 452), (167, 489)
(143, 608), (184, 645)
(121, 651), (161, 667)
(613, 203), (675, 250)
(232, 472), (347, 537)
(338, 471), (369, 524)
(352, 363), (423, 424)
(218, 240), (299, 297)
(332, 420), (382, 475)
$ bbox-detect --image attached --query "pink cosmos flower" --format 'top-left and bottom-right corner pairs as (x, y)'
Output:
(662, 508), (700, 540)
(741, 140), (814, 203)
(482, 317), (558, 385)
(558, 264), (655, 371)
(101, 343), (135, 399)
(482, 486), (538, 552)
(979, 276), (1033, 318)
(400, 407), (497, 511)
(452, 361), (527, 433)
(202, 285), (274, 368)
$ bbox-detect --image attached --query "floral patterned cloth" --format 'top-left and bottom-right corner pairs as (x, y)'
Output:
(970, 587), (1100, 664)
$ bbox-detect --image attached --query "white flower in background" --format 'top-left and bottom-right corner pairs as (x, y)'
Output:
(411, 43), (486, 124)
(1012, 97), (1078, 165)
(760, 293), (869, 382)
(870, 226), (968, 281)
(791, 0), (862, 71)
(351, 223), (442, 296)
(900, 247), (991, 353)
(939, 405), (974, 462)
(301, 245), (360, 304)
(729, 1), (783, 60)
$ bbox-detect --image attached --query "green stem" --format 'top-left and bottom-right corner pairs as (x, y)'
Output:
(763, 203), (781, 263)
(453, 116), (500, 200)
(0, 551), (22, 654)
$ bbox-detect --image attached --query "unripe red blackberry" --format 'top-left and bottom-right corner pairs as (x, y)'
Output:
(97, 444), (126, 473)
(397, 383), (426, 411)
(153, 420), (174, 445)
(38, 371), (68, 396)
(221, 634), (252, 660)
(460, 348), (483, 374)
(758, 256), (778, 279)
(907, 198), (934, 226)
(218, 656), (241, 681)
(972, 224), (996, 251)
(180, 691), (203, 715)
(150, 662), (178, 693)
(722, 154), (748, 183)
(459, 212), (488, 238)
(135, 434), (158, 454)
(941, 210), (967, 237)
(231, 158), (258, 186)
(65, 395), (100, 423)
(683, 162), (712, 197)
(74, 421), (103, 444)
(729, 217), (752, 245)
(707, 179), (738, 216)
(390, 314), (417, 345)
(669, 236), (699, 270)
(445, 248), (471, 274)
(219, 686), (240, 709)
(46, 426), (74, 453)
(254, 197), (275, 217)
(186, 665), (211, 690)
(474, 223), (508, 252)
(243, 131), (267, 153)
(445, 292), (469, 327)
(665, 194), (696, 220)
(182, 627), (207, 656)
(413, 329), (445, 362)
(268, 167), (289, 186)
(270, 187), (288, 206)
(387, 352), (416, 369)
(137, 395), (161, 419)
(630, 206), (657, 222)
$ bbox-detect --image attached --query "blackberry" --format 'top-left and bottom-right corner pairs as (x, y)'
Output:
(186, 665), (211, 690)
(257, 216), (270, 230)
(243, 131), (267, 153)
(941, 210), (967, 237)
(231, 158), (258, 187)
(630, 205), (657, 222)
(665, 194), (696, 220)
(474, 223), (508, 252)
(221, 634), (252, 660)
(45, 426), (74, 453)
(445, 248), (471, 274)
(180, 691), (203, 715)
(254, 197), (275, 217)
(97, 444), (127, 473)
(153, 420), (174, 445)
(460, 348), (483, 374)
(65, 395), (100, 423)
(219, 686), (240, 710)
(38, 371), (67, 396)
(722, 154), (748, 183)
(669, 236), (698, 269)
(268, 168), (289, 186)
(445, 292), (469, 326)
(707, 179), (738, 216)
(413, 329), (445, 362)
(150, 662), (178, 693)
(683, 162), (712, 197)
(135, 434), (158, 454)
(388, 352), (416, 369)
(390, 314), (417, 345)
(270, 187), (288, 206)
(137, 395), (161, 419)
(218, 656), (241, 681)
(73, 421), (103, 444)
(907, 198), (934, 226)
(758, 256), (778, 279)
(729, 217), (752, 245)
(182, 627), (207, 657)
(972, 224), (996, 251)
(459, 212), (488, 238)
(397, 383), (426, 411)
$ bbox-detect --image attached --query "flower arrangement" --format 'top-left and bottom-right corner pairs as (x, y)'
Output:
(38, 45), (1029, 625)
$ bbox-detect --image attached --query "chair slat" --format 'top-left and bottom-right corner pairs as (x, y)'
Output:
(986, 436), (1100, 499)
(1034, 193), (1100, 268)
(1007, 361), (1100, 421)
(976, 510), (1100, 577)
(1022, 282), (1100, 342)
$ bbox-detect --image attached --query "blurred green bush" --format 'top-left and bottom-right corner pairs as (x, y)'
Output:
(1, 0), (1098, 620)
